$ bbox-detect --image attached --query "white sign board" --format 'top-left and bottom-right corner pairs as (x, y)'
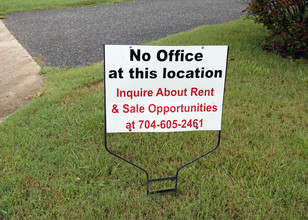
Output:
(105, 45), (228, 133)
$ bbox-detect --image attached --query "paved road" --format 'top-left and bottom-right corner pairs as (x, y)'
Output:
(4, 0), (247, 67)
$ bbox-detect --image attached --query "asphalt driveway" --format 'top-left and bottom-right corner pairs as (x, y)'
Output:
(4, 0), (247, 67)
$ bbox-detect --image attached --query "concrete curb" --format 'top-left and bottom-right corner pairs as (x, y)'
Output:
(0, 20), (44, 119)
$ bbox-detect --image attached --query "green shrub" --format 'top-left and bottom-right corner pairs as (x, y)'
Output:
(244, 0), (307, 58)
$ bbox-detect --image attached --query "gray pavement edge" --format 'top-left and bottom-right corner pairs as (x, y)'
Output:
(0, 20), (44, 121)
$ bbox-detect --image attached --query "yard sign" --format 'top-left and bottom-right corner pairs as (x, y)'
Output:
(104, 45), (229, 194)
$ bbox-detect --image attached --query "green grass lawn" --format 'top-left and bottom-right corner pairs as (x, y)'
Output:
(0, 0), (130, 15)
(0, 18), (307, 218)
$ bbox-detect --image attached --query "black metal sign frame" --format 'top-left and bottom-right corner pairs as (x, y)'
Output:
(104, 130), (221, 194)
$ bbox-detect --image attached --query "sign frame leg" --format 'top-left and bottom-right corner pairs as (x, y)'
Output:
(104, 131), (221, 195)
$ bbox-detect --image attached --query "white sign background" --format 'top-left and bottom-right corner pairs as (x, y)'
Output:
(105, 45), (228, 133)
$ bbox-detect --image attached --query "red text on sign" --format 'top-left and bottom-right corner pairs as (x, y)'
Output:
(138, 119), (204, 130)
(117, 88), (153, 99)
(123, 104), (145, 113)
(191, 87), (214, 96)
